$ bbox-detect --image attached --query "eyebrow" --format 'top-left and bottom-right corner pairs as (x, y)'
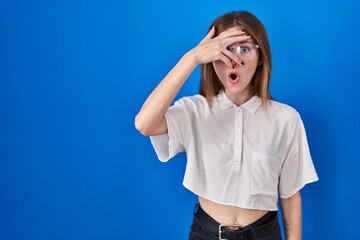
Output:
(232, 41), (256, 45)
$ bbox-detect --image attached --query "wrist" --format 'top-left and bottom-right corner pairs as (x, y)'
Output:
(183, 49), (199, 66)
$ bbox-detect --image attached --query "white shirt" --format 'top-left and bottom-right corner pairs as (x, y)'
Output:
(150, 92), (319, 211)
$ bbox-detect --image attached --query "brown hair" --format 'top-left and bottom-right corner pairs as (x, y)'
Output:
(199, 11), (272, 107)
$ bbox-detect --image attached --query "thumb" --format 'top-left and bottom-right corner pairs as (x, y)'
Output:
(200, 26), (215, 44)
(205, 26), (215, 39)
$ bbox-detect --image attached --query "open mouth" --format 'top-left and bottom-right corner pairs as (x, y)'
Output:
(228, 72), (240, 83)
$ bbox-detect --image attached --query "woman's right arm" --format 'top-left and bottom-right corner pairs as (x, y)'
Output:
(134, 51), (199, 136)
(134, 27), (246, 136)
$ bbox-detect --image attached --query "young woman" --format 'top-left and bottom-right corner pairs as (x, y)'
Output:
(135, 11), (318, 240)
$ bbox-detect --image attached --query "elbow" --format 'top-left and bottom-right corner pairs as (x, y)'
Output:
(134, 114), (151, 136)
(135, 112), (166, 136)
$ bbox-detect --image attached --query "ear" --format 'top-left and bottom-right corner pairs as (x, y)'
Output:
(257, 56), (263, 66)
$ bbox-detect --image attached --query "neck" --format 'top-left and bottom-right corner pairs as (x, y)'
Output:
(225, 88), (255, 107)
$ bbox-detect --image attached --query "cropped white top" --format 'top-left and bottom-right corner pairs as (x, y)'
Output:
(150, 92), (318, 210)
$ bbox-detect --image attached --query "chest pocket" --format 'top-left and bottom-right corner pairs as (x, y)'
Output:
(251, 152), (284, 197)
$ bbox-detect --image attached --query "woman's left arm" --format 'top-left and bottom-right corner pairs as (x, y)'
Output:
(280, 191), (302, 240)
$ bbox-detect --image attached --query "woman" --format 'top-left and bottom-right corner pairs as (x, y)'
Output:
(135, 11), (318, 240)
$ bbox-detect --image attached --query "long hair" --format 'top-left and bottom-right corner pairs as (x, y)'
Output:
(199, 11), (272, 107)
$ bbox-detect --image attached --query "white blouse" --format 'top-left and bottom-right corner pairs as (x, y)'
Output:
(150, 92), (318, 211)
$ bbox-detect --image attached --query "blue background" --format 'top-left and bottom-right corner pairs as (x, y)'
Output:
(1, 0), (359, 239)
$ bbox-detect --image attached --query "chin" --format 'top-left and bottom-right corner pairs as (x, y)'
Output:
(226, 85), (245, 95)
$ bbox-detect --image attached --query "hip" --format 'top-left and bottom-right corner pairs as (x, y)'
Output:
(188, 203), (282, 240)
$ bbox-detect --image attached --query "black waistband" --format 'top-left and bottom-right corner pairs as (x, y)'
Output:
(193, 203), (280, 239)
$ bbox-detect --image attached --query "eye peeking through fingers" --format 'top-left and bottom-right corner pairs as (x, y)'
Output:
(226, 42), (259, 61)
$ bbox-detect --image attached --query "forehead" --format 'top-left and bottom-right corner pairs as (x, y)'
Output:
(218, 26), (243, 36)
(218, 26), (255, 43)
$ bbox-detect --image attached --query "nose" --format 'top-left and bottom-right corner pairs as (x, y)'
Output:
(231, 60), (237, 69)
(231, 60), (245, 68)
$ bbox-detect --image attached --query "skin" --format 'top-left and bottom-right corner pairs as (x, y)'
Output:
(135, 26), (251, 135)
(135, 25), (302, 238)
(212, 28), (259, 106)
(281, 192), (302, 240)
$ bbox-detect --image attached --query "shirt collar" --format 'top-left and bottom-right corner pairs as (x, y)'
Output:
(217, 91), (262, 113)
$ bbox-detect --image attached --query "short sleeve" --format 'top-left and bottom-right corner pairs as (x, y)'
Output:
(149, 99), (190, 162)
(279, 117), (319, 198)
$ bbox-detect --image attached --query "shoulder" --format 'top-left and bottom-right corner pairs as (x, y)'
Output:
(174, 94), (208, 109)
(267, 99), (301, 124)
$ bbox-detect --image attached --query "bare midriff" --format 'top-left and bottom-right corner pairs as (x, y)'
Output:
(198, 196), (269, 227)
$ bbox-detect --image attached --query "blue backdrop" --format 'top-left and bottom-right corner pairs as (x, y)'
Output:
(1, 0), (360, 239)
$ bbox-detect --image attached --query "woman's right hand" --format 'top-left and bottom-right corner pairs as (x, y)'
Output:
(189, 26), (251, 68)
(135, 26), (251, 136)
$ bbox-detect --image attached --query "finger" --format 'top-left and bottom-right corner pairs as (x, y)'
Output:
(205, 26), (216, 39)
(217, 29), (247, 39)
(221, 49), (242, 65)
(218, 54), (233, 68)
(200, 26), (216, 44)
(221, 35), (252, 47)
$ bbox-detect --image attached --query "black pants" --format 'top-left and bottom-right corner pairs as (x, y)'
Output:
(188, 204), (282, 240)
